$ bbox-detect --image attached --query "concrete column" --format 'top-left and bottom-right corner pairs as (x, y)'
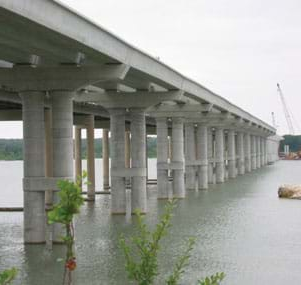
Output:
(215, 128), (224, 183)
(264, 138), (268, 165)
(256, 136), (261, 168)
(172, 117), (185, 198)
(45, 108), (53, 208)
(110, 108), (126, 214)
(196, 125), (208, 189)
(207, 127), (214, 184)
(185, 123), (196, 190)
(251, 135), (257, 170)
(145, 133), (149, 182)
(260, 137), (265, 166)
(244, 133), (251, 172)
(227, 130), (236, 179)
(130, 109), (147, 213)
(237, 132), (245, 175)
(86, 115), (95, 201)
(51, 91), (74, 241)
(102, 129), (110, 190)
(125, 130), (131, 187)
(224, 133), (229, 180)
(74, 126), (82, 185)
(156, 118), (169, 199)
(21, 91), (46, 243)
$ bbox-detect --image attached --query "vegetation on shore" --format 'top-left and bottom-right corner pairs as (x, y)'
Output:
(0, 137), (157, 160)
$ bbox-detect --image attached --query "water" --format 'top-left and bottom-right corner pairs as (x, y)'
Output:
(1, 160), (301, 284)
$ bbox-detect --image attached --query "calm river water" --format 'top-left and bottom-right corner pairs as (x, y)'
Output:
(0, 159), (301, 285)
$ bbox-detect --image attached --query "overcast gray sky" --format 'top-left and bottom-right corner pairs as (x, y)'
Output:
(1, 0), (300, 138)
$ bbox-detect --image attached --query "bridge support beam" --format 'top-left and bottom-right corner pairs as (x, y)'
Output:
(110, 108), (126, 214)
(185, 123), (196, 190)
(244, 133), (251, 173)
(256, 136), (261, 168)
(51, 91), (74, 242)
(130, 109), (147, 213)
(86, 115), (95, 201)
(45, 108), (53, 208)
(102, 129), (110, 190)
(227, 130), (236, 178)
(251, 135), (257, 170)
(156, 118), (169, 199)
(215, 128), (225, 183)
(22, 91), (46, 244)
(260, 137), (265, 166)
(197, 125), (208, 189)
(207, 128), (214, 184)
(172, 118), (185, 198)
(237, 132), (245, 175)
(125, 130), (131, 187)
(74, 126), (82, 185)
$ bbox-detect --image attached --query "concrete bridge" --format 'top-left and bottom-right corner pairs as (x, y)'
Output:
(0, 0), (281, 244)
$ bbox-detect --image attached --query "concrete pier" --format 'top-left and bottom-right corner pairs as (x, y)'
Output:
(22, 91), (46, 244)
(185, 123), (196, 190)
(215, 128), (225, 183)
(237, 132), (245, 175)
(260, 137), (265, 166)
(51, 91), (74, 241)
(207, 128), (214, 184)
(227, 130), (236, 179)
(244, 133), (251, 173)
(102, 129), (110, 190)
(172, 117), (185, 198)
(130, 109), (147, 213)
(251, 135), (257, 170)
(125, 130), (131, 187)
(45, 108), (53, 207)
(197, 125), (208, 189)
(256, 136), (261, 169)
(74, 126), (82, 184)
(86, 115), (95, 201)
(156, 118), (169, 199)
(110, 108), (126, 214)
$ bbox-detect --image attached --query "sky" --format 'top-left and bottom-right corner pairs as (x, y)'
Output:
(1, 0), (300, 138)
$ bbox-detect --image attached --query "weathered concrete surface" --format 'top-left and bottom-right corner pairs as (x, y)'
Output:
(172, 117), (185, 198)
(21, 91), (46, 244)
(110, 108), (126, 214)
(185, 123), (196, 190)
(130, 109), (147, 213)
(156, 118), (169, 199)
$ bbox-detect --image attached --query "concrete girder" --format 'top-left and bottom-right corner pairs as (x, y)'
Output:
(0, 64), (129, 91)
(75, 90), (184, 109)
(148, 102), (213, 117)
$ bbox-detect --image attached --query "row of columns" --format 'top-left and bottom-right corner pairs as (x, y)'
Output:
(22, 92), (272, 244)
(156, 119), (269, 199)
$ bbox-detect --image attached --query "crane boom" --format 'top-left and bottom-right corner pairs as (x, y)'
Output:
(277, 83), (295, 134)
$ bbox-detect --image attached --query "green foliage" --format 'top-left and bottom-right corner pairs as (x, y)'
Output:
(0, 268), (17, 285)
(119, 199), (177, 285)
(166, 237), (196, 285)
(197, 272), (225, 285)
(279, 135), (301, 152)
(120, 199), (225, 285)
(48, 173), (86, 285)
(0, 137), (158, 160)
(48, 174), (85, 225)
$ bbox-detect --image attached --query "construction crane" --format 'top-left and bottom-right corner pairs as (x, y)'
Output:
(277, 83), (295, 135)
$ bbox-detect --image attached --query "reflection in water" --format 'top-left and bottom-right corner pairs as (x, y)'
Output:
(1, 160), (301, 284)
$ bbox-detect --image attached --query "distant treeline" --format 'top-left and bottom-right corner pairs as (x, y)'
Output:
(279, 135), (301, 152)
(0, 137), (157, 160)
